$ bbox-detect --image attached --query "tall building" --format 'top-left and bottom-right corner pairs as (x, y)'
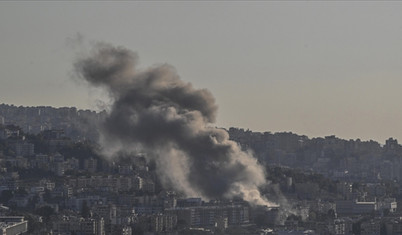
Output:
(84, 158), (98, 173)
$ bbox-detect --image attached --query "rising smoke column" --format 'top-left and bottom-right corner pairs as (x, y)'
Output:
(75, 43), (275, 206)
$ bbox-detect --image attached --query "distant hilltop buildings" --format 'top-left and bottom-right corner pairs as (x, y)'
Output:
(0, 103), (105, 141)
(228, 127), (402, 182)
(2, 103), (402, 184)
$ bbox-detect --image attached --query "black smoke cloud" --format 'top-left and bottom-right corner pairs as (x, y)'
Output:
(75, 43), (275, 206)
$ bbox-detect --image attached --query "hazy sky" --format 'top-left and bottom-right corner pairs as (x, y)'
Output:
(1, 1), (402, 143)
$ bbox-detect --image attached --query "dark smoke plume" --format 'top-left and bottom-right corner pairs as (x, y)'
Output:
(75, 43), (275, 206)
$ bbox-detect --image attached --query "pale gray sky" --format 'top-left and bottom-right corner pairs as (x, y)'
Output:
(1, 1), (402, 143)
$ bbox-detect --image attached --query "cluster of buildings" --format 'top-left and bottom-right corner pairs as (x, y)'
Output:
(51, 216), (106, 235)
(4, 105), (402, 234)
(0, 104), (104, 141)
(229, 128), (402, 183)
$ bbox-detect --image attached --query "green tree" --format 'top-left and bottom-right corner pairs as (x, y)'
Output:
(35, 206), (54, 222)
(0, 190), (13, 204)
(327, 209), (336, 219)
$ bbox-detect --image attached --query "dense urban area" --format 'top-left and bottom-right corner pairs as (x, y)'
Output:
(1, 103), (402, 234)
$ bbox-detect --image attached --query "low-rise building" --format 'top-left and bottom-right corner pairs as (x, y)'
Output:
(360, 219), (381, 235)
(336, 200), (377, 215)
(0, 216), (28, 235)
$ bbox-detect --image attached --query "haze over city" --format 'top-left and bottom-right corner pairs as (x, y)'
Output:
(2, 1), (402, 143)
(4, 2), (402, 235)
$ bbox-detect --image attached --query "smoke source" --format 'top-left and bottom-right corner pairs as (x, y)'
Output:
(75, 43), (275, 206)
